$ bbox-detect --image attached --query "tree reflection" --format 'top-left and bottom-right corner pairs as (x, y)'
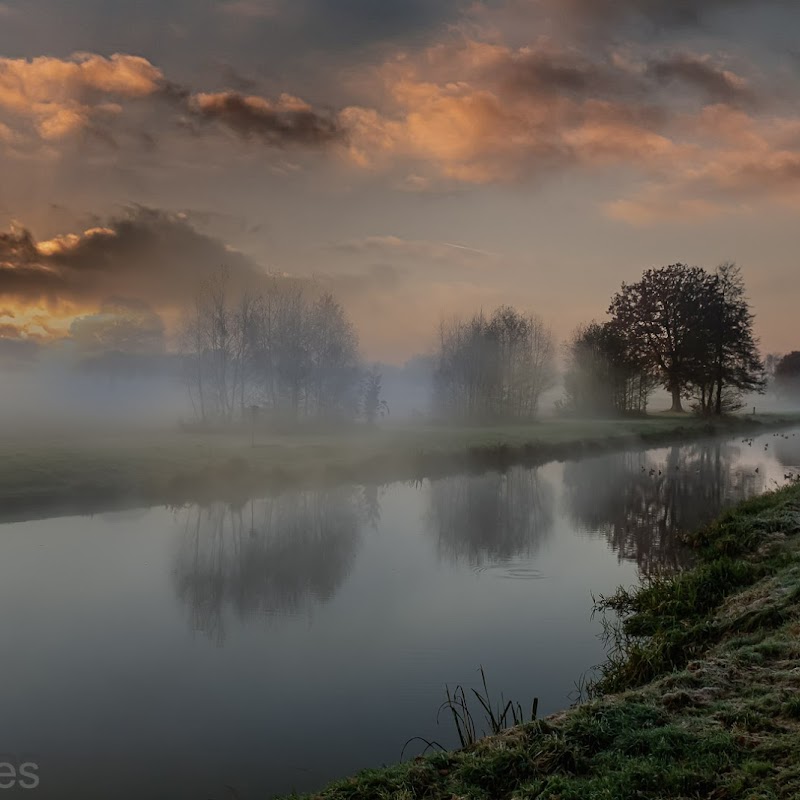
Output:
(173, 487), (369, 642)
(428, 468), (554, 566)
(563, 442), (764, 573)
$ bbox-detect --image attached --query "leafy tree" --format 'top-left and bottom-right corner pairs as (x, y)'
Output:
(609, 263), (764, 415)
(690, 263), (765, 415)
(609, 264), (710, 413)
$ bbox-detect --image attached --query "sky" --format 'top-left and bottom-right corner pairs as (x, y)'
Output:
(0, 0), (799, 363)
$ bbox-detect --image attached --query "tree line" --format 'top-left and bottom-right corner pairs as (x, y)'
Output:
(182, 261), (772, 425)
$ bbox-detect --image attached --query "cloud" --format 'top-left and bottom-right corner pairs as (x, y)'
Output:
(605, 105), (800, 224)
(0, 53), (163, 140)
(0, 11), (795, 230)
(0, 51), (349, 157)
(331, 234), (501, 265)
(218, 0), (280, 19)
(0, 42), (773, 196)
(0, 206), (266, 311)
(340, 38), (687, 183)
(647, 54), (754, 106)
(537, 0), (780, 30)
(188, 91), (343, 146)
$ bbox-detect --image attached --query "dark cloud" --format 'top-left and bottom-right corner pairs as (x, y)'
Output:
(298, 0), (465, 47)
(187, 91), (343, 146)
(0, 228), (38, 266)
(0, 0), (466, 89)
(0, 206), (266, 308)
(496, 50), (644, 99)
(647, 54), (755, 105)
(554, 0), (780, 29)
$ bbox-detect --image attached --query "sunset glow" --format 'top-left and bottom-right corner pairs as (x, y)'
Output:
(1, 0), (799, 360)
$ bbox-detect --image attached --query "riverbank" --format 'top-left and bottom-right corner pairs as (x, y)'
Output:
(285, 480), (800, 800)
(1, 412), (798, 522)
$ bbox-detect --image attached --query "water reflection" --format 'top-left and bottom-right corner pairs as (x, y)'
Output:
(563, 442), (764, 573)
(772, 431), (800, 472)
(173, 488), (369, 642)
(428, 470), (554, 566)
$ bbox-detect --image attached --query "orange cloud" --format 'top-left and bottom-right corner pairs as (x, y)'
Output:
(0, 40), (797, 225)
(0, 53), (163, 140)
(340, 38), (686, 184)
(605, 106), (800, 224)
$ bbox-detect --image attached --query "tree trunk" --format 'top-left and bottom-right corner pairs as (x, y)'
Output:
(670, 385), (684, 413)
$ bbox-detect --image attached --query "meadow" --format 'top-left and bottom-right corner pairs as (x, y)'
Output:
(2, 411), (798, 522)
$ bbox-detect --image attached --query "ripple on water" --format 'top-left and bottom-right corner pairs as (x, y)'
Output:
(472, 563), (547, 580)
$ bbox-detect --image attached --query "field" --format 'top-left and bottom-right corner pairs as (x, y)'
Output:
(1, 412), (799, 522)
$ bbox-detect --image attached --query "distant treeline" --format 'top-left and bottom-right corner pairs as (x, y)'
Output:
(177, 262), (787, 425)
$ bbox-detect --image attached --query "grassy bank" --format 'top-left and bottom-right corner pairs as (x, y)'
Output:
(284, 481), (800, 800)
(1, 412), (799, 522)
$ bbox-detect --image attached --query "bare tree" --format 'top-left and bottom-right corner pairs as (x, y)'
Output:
(433, 306), (556, 422)
(181, 268), (362, 425)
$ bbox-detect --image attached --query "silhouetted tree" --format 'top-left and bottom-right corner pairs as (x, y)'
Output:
(609, 263), (764, 415)
(609, 264), (711, 413)
(775, 352), (800, 399)
(690, 263), (765, 415)
(560, 321), (655, 415)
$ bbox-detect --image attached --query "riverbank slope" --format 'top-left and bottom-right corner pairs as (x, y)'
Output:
(286, 481), (800, 800)
(2, 412), (798, 522)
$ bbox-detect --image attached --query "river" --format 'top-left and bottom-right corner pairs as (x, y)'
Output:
(1, 427), (798, 798)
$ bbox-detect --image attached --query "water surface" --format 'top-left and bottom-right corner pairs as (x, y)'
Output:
(1, 428), (798, 799)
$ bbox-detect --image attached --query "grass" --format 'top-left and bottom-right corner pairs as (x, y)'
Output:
(1, 411), (798, 522)
(279, 480), (800, 800)
(440, 666), (540, 749)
